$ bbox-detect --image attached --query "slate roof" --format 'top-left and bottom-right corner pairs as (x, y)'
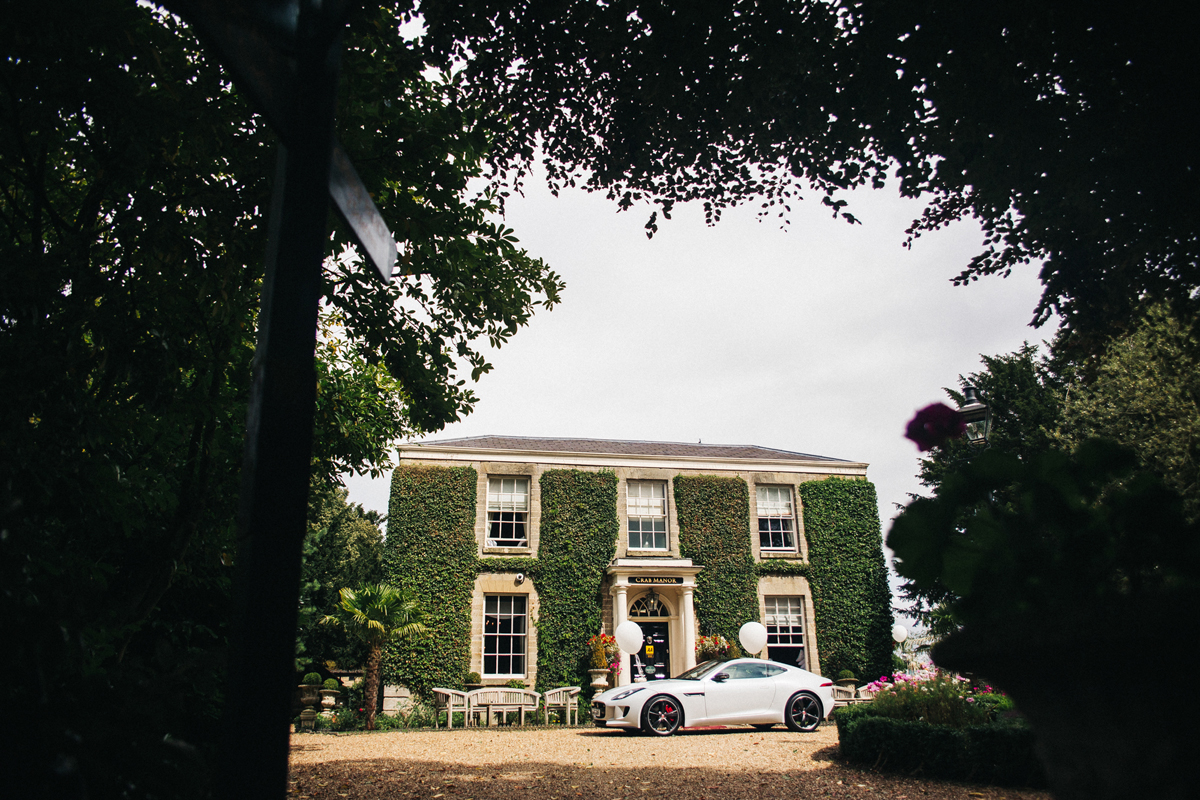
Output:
(403, 435), (850, 463)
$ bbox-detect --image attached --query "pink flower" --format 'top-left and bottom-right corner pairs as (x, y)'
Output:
(905, 403), (967, 451)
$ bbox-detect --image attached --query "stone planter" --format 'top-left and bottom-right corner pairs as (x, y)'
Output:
(588, 669), (610, 690)
(298, 685), (321, 731)
(319, 689), (339, 709)
(933, 595), (1199, 800)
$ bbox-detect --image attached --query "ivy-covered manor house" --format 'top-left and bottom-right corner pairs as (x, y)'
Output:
(382, 436), (894, 698)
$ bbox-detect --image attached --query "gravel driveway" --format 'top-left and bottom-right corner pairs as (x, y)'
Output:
(288, 724), (1051, 800)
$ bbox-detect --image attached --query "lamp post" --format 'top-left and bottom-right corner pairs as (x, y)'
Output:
(958, 386), (991, 446)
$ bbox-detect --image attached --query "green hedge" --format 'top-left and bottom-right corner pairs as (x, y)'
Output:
(835, 705), (1046, 787)
(531, 469), (619, 691)
(382, 465), (478, 698)
(674, 475), (760, 639)
(800, 478), (892, 681)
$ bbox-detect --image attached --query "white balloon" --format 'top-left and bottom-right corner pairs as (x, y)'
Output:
(739, 621), (768, 655)
(892, 623), (909, 644)
(615, 621), (644, 654)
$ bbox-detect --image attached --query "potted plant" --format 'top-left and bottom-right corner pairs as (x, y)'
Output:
(587, 633), (618, 689)
(298, 671), (323, 731)
(836, 669), (859, 688)
(320, 678), (341, 709)
(695, 634), (742, 663)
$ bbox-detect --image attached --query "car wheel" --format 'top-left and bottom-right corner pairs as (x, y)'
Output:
(784, 692), (822, 732)
(641, 695), (683, 736)
(751, 724), (775, 731)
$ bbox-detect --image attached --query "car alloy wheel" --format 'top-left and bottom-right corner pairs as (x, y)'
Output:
(641, 695), (683, 736)
(785, 692), (822, 732)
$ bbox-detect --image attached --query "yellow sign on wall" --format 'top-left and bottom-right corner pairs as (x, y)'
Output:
(645, 645), (655, 657)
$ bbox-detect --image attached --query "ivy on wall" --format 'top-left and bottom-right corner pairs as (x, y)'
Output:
(382, 464), (890, 696)
(530, 469), (619, 692)
(382, 465), (617, 698)
(756, 560), (811, 577)
(674, 475), (760, 639)
(382, 465), (478, 699)
(800, 477), (893, 681)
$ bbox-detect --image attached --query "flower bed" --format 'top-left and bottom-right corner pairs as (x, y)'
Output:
(836, 670), (1045, 788)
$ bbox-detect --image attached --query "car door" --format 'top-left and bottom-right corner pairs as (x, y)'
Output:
(703, 662), (778, 723)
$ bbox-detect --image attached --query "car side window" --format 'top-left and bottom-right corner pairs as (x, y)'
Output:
(715, 664), (745, 680)
(719, 663), (772, 680)
(763, 664), (787, 677)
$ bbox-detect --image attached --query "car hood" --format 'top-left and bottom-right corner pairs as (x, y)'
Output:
(594, 680), (701, 702)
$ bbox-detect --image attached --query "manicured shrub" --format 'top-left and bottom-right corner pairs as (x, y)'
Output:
(835, 691), (1046, 788)
(322, 678), (340, 691)
(302, 672), (323, 686)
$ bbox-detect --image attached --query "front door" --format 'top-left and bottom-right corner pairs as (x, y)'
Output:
(635, 622), (671, 680)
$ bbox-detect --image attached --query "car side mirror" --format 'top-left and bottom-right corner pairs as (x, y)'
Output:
(712, 673), (729, 683)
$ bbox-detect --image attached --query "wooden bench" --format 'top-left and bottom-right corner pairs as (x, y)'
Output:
(542, 686), (581, 725)
(431, 687), (469, 729)
(832, 685), (876, 708)
(466, 687), (542, 726)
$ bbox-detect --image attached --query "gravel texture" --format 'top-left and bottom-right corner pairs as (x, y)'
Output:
(288, 723), (1052, 800)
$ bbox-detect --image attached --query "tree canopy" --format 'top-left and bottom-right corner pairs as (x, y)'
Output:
(897, 299), (1200, 629)
(2, 2), (559, 794)
(418, 0), (1199, 340)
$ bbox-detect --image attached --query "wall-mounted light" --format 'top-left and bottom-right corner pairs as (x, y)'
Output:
(644, 587), (661, 615)
(515, 573), (526, 584)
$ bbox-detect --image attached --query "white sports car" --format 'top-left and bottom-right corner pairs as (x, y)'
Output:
(590, 658), (835, 736)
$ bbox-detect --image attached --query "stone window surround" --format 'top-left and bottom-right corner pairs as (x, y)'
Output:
(477, 462), (540, 556)
(756, 575), (821, 675)
(748, 472), (815, 562)
(616, 468), (682, 558)
(472, 574), (539, 686)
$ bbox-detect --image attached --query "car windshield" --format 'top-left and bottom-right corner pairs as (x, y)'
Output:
(674, 660), (729, 681)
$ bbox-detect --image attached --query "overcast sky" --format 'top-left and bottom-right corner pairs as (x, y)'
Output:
(344, 169), (1055, 622)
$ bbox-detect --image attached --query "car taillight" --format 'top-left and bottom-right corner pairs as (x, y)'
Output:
(820, 681), (833, 687)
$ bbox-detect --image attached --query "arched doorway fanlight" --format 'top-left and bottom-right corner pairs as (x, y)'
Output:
(630, 588), (670, 617)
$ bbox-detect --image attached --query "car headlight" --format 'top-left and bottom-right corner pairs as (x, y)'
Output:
(610, 687), (645, 701)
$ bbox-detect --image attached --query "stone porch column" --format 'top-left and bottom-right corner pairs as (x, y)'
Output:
(614, 584), (629, 687)
(682, 586), (696, 670)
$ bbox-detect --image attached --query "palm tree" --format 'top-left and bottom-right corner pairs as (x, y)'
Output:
(321, 583), (427, 730)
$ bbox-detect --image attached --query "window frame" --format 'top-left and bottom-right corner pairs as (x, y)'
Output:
(756, 485), (797, 553)
(626, 479), (669, 551)
(764, 596), (806, 647)
(482, 593), (528, 678)
(486, 476), (530, 549)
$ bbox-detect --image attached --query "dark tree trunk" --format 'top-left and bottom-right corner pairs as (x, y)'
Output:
(365, 644), (382, 731)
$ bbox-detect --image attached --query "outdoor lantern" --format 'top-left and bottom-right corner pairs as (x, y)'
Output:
(958, 385), (991, 446)
(644, 587), (661, 616)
